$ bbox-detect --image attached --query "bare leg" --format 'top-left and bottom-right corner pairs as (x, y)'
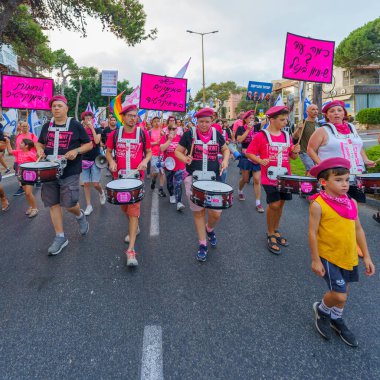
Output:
(23, 185), (37, 209)
(49, 204), (64, 234)
(127, 215), (139, 251)
(159, 171), (165, 187)
(0, 153), (8, 169)
(252, 171), (262, 202)
(193, 209), (206, 241)
(83, 182), (92, 206)
(66, 203), (81, 217)
(93, 182), (103, 194)
(206, 210), (222, 230)
(239, 170), (249, 191)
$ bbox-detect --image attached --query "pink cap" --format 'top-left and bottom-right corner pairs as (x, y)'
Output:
(265, 106), (289, 118)
(309, 157), (351, 178)
(49, 95), (68, 107)
(120, 104), (137, 115)
(195, 108), (214, 119)
(322, 100), (347, 115)
(242, 110), (255, 120)
(167, 116), (176, 122)
(81, 111), (93, 120)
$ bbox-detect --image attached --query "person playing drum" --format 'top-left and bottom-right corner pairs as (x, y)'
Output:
(245, 106), (300, 255)
(175, 107), (230, 262)
(36, 95), (93, 256)
(307, 100), (375, 203)
(105, 104), (152, 267)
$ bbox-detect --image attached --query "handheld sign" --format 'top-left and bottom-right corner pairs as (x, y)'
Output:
(282, 33), (335, 84)
(246, 81), (273, 102)
(139, 73), (187, 112)
(1, 74), (54, 110)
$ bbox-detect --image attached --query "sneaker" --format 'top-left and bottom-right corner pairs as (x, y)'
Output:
(84, 205), (93, 216)
(151, 179), (156, 190)
(158, 189), (166, 197)
(125, 225), (140, 243)
(313, 302), (332, 340)
(99, 190), (106, 205)
(125, 249), (139, 267)
(206, 229), (217, 247)
(238, 193), (245, 201)
(28, 208), (39, 218)
(4, 168), (11, 174)
(48, 236), (69, 256)
(13, 187), (25, 196)
(25, 206), (32, 215)
(330, 318), (358, 347)
(197, 244), (208, 262)
(169, 195), (176, 204)
(77, 210), (89, 235)
(177, 202), (185, 211)
(256, 204), (265, 213)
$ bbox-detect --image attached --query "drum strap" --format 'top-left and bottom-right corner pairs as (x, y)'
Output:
(48, 117), (72, 159)
(262, 129), (290, 169)
(117, 126), (140, 174)
(191, 127), (217, 173)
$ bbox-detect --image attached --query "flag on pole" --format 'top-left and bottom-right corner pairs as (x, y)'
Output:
(303, 97), (312, 119)
(92, 103), (100, 127)
(28, 110), (42, 137)
(110, 90), (126, 127)
(274, 94), (284, 106)
(86, 102), (92, 113)
(1, 108), (18, 135)
(174, 57), (191, 79)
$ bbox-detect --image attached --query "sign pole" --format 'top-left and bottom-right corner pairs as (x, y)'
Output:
(107, 96), (110, 119)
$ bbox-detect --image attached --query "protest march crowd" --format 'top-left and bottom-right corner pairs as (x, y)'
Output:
(0, 93), (379, 349)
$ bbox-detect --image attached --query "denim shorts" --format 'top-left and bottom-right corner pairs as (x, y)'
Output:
(299, 152), (314, 171)
(82, 163), (101, 183)
(321, 258), (359, 293)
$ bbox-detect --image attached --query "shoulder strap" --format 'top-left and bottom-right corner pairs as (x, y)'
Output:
(261, 129), (273, 145)
(140, 127), (146, 153)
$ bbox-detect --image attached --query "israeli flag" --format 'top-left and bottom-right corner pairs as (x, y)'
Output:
(274, 94), (284, 106)
(28, 110), (42, 137)
(304, 97), (312, 119)
(1, 108), (18, 135)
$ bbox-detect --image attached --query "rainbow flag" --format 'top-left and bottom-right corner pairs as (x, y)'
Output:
(109, 90), (125, 127)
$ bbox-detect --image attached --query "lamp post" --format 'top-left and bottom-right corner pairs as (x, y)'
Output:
(187, 30), (219, 107)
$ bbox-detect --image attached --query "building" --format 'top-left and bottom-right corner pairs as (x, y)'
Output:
(223, 92), (243, 119)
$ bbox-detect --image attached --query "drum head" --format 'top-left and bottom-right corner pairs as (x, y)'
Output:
(107, 178), (142, 190)
(193, 180), (233, 192)
(164, 157), (175, 171)
(20, 162), (59, 169)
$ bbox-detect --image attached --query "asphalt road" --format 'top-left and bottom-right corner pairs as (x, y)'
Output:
(0, 164), (379, 380)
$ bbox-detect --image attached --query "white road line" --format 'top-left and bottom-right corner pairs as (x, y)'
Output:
(140, 325), (164, 380)
(150, 191), (159, 237)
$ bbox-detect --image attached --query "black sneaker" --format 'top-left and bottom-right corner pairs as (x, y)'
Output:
(330, 318), (358, 347)
(158, 189), (166, 197)
(151, 179), (156, 190)
(313, 302), (332, 340)
(196, 244), (208, 262)
(13, 187), (25, 196)
(4, 168), (11, 174)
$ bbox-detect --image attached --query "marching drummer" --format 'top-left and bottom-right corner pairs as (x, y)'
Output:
(245, 106), (300, 255)
(105, 104), (152, 267)
(175, 107), (230, 262)
(36, 95), (93, 256)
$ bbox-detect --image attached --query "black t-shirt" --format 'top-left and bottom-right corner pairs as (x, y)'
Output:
(236, 124), (260, 149)
(222, 127), (232, 140)
(38, 118), (90, 178)
(102, 126), (118, 144)
(179, 129), (226, 178)
(82, 127), (102, 161)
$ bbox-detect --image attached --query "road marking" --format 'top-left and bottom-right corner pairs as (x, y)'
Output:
(141, 325), (163, 380)
(150, 191), (159, 236)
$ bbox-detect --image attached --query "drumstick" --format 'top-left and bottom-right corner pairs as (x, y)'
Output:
(297, 119), (306, 144)
(125, 169), (140, 178)
(374, 157), (380, 164)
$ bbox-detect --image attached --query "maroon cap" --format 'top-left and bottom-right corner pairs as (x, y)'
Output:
(309, 157), (351, 178)
(195, 108), (214, 119)
(167, 116), (176, 122)
(49, 95), (68, 107)
(266, 106), (289, 118)
(242, 110), (255, 120)
(322, 100), (347, 114)
(120, 104), (137, 115)
(81, 111), (93, 120)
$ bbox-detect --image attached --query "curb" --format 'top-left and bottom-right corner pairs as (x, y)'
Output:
(366, 196), (380, 209)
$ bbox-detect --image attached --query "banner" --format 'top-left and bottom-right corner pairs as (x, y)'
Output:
(1, 74), (54, 110)
(139, 73), (187, 112)
(246, 81), (273, 101)
(282, 33), (335, 84)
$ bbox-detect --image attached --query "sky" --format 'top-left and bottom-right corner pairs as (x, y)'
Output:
(48, 0), (379, 97)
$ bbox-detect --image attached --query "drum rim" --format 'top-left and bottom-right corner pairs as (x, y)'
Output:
(191, 180), (233, 192)
(356, 173), (380, 179)
(278, 175), (317, 181)
(20, 162), (59, 168)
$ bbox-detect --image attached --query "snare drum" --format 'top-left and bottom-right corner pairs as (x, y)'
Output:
(106, 179), (144, 205)
(191, 180), (233, 209)
(356, 173), (380, 194)
(19, 161), (60, 184)
(277, 175), (319, 195)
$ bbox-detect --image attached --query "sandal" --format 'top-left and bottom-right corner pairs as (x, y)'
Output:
(28, 208), (39, 218)
(267, 234), (281, 255)
(25, 206), (32, 215)
(1, 199), (10, 212)
(373, 212), (380, 224)
(274, 230), (289, 247)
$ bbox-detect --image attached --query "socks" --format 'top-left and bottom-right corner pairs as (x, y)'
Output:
(330, 306), (344, 320)
(318, 300), (331, 315)
(76, 211), (84, 219)
(199, 240), (207, 246)
(206, 224), (213, 233)
(255, 200), (261, 206)
(56, 233), (64, 238)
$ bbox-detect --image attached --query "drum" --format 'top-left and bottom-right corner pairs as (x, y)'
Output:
(106, 179), (144, 205)
(19, 162), (60, 184)
(277, 175), (319, 195)
(191, 180), (233, 209)
(164, 157), (175, 171)
(356, 173), (380, 194)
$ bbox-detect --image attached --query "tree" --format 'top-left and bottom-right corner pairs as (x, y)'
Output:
(236, 99), (270, 114)
(335, 17), (380, 68)
(0, 0), (157, 46)
(194, 81), (243, 105)
(53, 49), (78, 95)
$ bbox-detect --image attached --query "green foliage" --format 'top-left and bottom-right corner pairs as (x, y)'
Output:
(335, 17), (380, 67)
(356, 108), (380, 124)
(194, 81), (243, 104)
(365, 145), (380, 173)
(236, 99), (270, 114)
(290, 157), (306, 176)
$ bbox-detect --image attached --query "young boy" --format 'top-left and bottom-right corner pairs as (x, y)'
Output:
(308, 157), (375, 347)
(245, 106), (300, 255)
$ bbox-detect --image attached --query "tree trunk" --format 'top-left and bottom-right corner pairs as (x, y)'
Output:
(0, 0), (23, 36)
(75, 81), (82, 120)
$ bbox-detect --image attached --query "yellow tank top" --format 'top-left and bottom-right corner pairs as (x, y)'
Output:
(314, 197), (358, 270)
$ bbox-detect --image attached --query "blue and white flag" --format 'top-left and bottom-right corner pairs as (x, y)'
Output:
(28, 110), (42, 137)
(1, 108), (18, 135)
(92, 103), (100, 128)
(303, 97), (312, 119)
(274, 94), (284, 106)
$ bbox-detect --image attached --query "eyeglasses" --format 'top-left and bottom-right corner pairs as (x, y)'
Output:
(168, 127), (176, 131)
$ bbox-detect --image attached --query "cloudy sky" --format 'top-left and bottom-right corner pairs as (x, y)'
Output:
(48, 0), (378, 96)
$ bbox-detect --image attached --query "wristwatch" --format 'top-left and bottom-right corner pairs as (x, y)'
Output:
(77, 148), (81, 154)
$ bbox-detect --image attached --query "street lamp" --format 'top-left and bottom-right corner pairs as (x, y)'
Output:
(187, 30), (219, 107)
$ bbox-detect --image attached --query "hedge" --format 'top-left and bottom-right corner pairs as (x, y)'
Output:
(356, 108), (380, 124)
(365, 145), (380, 173)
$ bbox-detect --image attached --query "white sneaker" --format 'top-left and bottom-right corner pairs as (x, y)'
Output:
(84, 205), (93, 216)
(170, 195), (176, 204)
(99, 190), (106, 205)
(124, 225), (140, 243)
(176, 202), (185, 211)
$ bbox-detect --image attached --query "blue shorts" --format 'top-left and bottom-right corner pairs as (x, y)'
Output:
(321, 258), (359, 293)
(82, 163), (101, 183)
(237, 156), (260, 172)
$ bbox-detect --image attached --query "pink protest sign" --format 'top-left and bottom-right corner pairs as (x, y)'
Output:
(282, 33), (335, 83)
(139, 73), (187, 112)
(1, 74), (54, 110)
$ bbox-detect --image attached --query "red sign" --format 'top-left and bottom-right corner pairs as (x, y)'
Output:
(1, 74), (54, 110)
(282, 33), (335, 83)
(139, 73), (187, 112)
